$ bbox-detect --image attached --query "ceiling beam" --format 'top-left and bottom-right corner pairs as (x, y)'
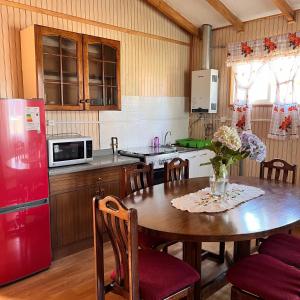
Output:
(206, 0), (244, 32)
(144, 0), (199, 36)
(272, 0), (295, 22)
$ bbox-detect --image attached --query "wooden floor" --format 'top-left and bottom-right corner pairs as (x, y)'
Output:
(0, 242), (231, 300)
(2, 230), (300, 300)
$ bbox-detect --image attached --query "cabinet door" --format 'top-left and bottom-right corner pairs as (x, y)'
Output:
(49, 166), (123, 259)
(50, 184), (97, 259)
(37, 26), (84, 111)
(83, 35), (121, 111)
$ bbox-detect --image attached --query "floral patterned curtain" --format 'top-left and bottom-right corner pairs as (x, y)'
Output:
(227, 32), (300, 140)
(227, 32), (300, 66)
(231, 62), (265, 134)
(268, 56), (300, 140)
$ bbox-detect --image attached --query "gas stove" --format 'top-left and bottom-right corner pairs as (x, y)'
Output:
(118, 146), (213, 185)
(118, 146), (179, 169)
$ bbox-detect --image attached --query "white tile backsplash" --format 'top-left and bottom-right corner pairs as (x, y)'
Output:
(99, 96), (189, 149)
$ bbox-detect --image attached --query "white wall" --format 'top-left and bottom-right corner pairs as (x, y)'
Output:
(99, 96), (189, 149)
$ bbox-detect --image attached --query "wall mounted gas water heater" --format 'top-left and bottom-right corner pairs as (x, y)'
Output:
(191, 24), (218, 114)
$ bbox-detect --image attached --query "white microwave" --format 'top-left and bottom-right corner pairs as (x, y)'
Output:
(47, 135), (93, 168)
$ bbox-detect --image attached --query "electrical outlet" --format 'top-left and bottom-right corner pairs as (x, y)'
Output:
(47, 120), (55, 126)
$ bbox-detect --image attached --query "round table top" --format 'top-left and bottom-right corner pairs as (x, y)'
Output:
(123, 176), (300, 242)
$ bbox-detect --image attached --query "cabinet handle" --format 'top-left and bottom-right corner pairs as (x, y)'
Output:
(96, 177), (105, 198)
(79, 99), (90, 104)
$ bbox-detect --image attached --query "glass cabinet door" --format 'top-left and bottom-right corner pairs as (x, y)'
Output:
(88, 44), (104, 106)
(40, 28), (83, 110)
(83, 35), (120, 110)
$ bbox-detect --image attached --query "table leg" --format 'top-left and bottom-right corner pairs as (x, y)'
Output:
(183, 241), (202, 300)
(233, 240), (251, 262)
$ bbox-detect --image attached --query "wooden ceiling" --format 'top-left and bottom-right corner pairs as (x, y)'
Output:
(145, 0), (199, 35)
(146, 0), (300, 35)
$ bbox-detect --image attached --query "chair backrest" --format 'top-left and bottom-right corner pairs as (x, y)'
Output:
(120, 163), (154, 198)
(93, 195), (139, 300)
(164, 158), (189, 183)
(260, 159), (297, 184)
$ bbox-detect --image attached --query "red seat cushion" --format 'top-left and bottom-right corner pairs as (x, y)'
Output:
(138, 232), (168, 249)
(227, 254), (300, 300)
(111, 249), (200, 300)
(259, 233), (300, 268)
(138, 249), (200, 300)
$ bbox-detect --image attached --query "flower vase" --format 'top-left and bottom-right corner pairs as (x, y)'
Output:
(210, 164), (229, 197)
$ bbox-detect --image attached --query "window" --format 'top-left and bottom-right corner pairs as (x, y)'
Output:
(230, 56), (300, 105)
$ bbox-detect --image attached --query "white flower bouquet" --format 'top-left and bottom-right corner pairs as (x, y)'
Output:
(207, 125), (266, 181)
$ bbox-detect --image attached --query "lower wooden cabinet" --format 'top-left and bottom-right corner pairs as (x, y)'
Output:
(49, 165), (130, 260)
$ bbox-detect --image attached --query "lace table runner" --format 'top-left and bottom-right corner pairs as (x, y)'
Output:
(171, 183), (265, 213)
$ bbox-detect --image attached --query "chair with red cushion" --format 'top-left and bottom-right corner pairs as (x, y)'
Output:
(256, 159), (297, 247)
(121, 163), (174, 251)
(164, 157), (189, 183)
(259, 159), (297, 184)
(120, 163), (154, 198)
(164, 158), (225, 264)
(227, 254), (300, 300)
(259, 233), (300, 268)
(93, 195), (200, 300)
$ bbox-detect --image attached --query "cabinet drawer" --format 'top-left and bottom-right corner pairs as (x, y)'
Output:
(49, 166), (121, 195)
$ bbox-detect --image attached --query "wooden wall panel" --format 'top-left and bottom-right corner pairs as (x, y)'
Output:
(190, 11), (300, 183)
(0, 0), (190, 149)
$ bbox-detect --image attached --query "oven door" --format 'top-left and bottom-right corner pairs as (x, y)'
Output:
(153, 168), (165, 185)
(48, 140), (86, 167)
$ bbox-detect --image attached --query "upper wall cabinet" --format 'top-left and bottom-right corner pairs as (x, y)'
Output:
(83, 35), (120, 111)
(20, 25), (121, 111)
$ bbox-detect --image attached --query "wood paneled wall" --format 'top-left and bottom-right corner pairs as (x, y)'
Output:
(0, 0), (190, 149)
(190, 12), (300, 183)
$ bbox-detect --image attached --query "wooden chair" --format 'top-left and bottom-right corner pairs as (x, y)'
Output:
(257, 158), (297, 245)
(259, 159), (297, 184)
(227, 254), (300, 300)
(121, 163), (172, 251)
(259, 233), (300, 269)
(120, 162), (154, 198)
(164, 158), (189, 183)
(93, 195), (200, 300)
(164, 158), (225, 264)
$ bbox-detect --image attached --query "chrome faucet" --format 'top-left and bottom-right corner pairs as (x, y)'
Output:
(164, 130), (172, 146)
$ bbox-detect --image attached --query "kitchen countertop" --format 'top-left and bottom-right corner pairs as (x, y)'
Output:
(48, 146), (207, 176)
(118, 145), (204, 156)
(48, 149), (140, 176)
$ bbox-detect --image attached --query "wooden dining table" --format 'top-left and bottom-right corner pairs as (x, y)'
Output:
(123, 176), (300, 300)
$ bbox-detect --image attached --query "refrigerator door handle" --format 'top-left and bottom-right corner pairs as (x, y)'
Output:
(0, 198), (49, 214)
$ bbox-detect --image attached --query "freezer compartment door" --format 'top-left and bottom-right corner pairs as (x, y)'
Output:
(0, 201), (51, 286)
(0, 99), (48, 208)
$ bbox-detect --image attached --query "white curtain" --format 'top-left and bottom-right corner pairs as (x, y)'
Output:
(231, 62), (265, 133)
(268, 56), (300, 140)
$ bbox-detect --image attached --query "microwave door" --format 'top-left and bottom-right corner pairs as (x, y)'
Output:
(51, 141), (85, 167)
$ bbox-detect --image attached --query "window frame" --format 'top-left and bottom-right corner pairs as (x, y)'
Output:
(229, 66), (275, 107)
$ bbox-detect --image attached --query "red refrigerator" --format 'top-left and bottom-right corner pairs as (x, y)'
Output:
(0, 99), (51, 286)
